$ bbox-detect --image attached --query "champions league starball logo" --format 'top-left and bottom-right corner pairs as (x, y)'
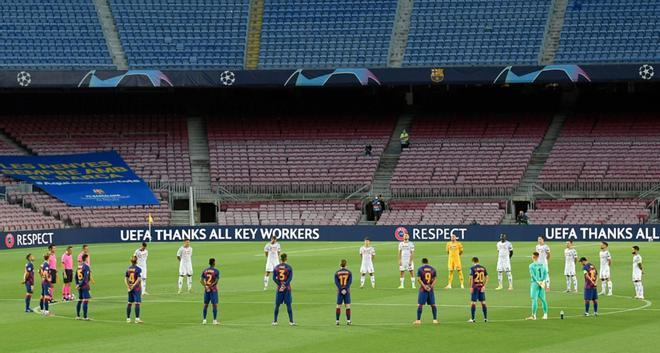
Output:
(394, 227), (409, 241)
(4, 233), (15, 249)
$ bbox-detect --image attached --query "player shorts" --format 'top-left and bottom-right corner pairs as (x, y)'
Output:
(633, 272), (642, 282)
(25, 282), (33, 294)
(448, 257), (462, 271)
(336, 290), (351, 305)
(600, 267), (610, 279)
(179, 263), (193, 276)
(564, 265), (576, 276)
(418, 290), (436, 306)
(584, 288), (598, 301)
(360, 263), (374, 274)
(78, 288), (91, 300)
(138, 266), (147, 279)
(49, 269), (57, 284)
(265, 260), (278, 273)
(399, 261), (414, 272)
(471, 290), (486, 302)
(41, 283), (51, 297)
(63, 269), (73, 284)
(128, 290), (142, 303)
(204, 291), (219, 305)
(275, 290), (292, 305)
(497, 259), (511, 272)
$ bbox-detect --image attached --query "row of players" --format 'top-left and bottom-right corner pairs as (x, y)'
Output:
(21, 234), (645, 324)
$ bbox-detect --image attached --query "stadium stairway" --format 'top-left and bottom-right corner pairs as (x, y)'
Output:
(388, 0), (414, 68)
(370, 113), (414, 198)
(244, 0), (265, 69)
(93, 0), (128, 69)
(187, 117), (213, 199)
(512, 113), (566, 200)
(0, 129), (32, 155)
(171, 209), (191, 226)
(539, 0), (569, 64)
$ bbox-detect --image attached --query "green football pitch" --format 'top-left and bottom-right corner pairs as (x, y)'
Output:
(1, 241), (657, 353)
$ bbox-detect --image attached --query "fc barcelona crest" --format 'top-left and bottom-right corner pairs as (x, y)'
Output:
(430, 68), (445, 83)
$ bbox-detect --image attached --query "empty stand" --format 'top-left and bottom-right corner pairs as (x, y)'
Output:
(527, 199), (651, 224)
(0, 116), (191, 183)
(538, 113), (660, 191)
(258, 0), (397, 68)
(109, 0), (249, 69)
(208, 115), (394, 194)
(404, 0), (551, 66)
(218, 200), (361, 225)
(555, 0), (660, 63)
(377, 200), (506, 225)
(390, 115), (550, 197)
(0, 198), (64, 231)
(0, 0), (113, 69)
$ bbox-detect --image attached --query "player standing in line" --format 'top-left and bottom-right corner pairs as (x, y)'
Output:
(413, 258), (438, 325)
(334, 259), (353, 325)
(535, 236), (551, 289)
(564, 241), (579, 293)
(263, 237), (281, 290)
(579, 257), (599, 316)
(598, 242), (613, 296)
(125, 256), (143, 323)
(77, 244), (91, 266)
(445, 235), (464, 289)
(272, 253), (295, 326)
(22, 253), (35, 313)
(47, 244), (57, 301)
(61, 246), (74, 301)
(359, 237), (376, 289)
(526, 252), (548, 321)
(75, 253), (92, 320)
(495, 233), (513, 290)
(468, 257), (489, 323)
(39, 253), (52, 316)
(201, 258), (220, 325)
(177, 239), (194, 293)
(134, 242), (149, 295)
(398, 232), (416, 289)
(632, 246), (644, 300)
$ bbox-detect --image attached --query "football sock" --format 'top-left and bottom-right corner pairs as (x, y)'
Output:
(286, 303), (293, 322)
(370, 275), (376, 287)
(416, 305), (423, 320)
(76, 301), (82, 316)
(273, 304), (279, 322)
(187, 276), (192, 290)
(607, 280), (613, 294)
(593, 300), (598, 313)
(471, 304), (476, 320)
(566, 276), (571, 290)
(601, 281), (607, 293)
(458, 270), (464, 286)
(585, 301), (590, 313)
(410, 277), (415, 287)
(399, 277), (404, 287)
(25, 295), (31, 311)
(212, 304), (217, 320)
(482, 303), (487, 319)
(44, 299), (49, 311)
(346, 308), (351, 321)
(203, 304), (208, 319)
(127, 304), (132, 318)
(507, 272), (513, 286)
(431, 305), (437, 320)
(639, 282), (644, 297)
(178, 276), (183, 290)
(40, 298), (44, 311)
(572, 276), (578, 291)
(497, 272), (503, 287)
(82, 302), (88, 318)
(360, 276), (365, 287)
(135, 304), (140, 318)
(142, 279), (147, 292)
(264, 276), (269, 288)
(336, 308), (341, 321)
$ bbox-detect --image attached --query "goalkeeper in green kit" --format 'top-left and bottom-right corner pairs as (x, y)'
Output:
(526, 252), (548, 320)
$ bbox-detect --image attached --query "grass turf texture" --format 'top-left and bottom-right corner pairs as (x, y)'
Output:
(1, 241), (657, 353)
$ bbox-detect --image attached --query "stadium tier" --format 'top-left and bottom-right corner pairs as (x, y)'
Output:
(0, 116), (191, 183)
(0, 0), (113, 69)
(8, 191), (170, 228)
(0, 198), (64, 231)
(538, 113), (660, 191)
(527, 199), (651, 224)
(377, 200), (507, 226)
(555, 0), (660, 63)
(390, 114), (550, 197)
(109, 0), (249, 69)
(208, 115), (394, 194)
(404, 0), (551, 66)
(258, 0), (397, 68)
(218, 200), (362, 225)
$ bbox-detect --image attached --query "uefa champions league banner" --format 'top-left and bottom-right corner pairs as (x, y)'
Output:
(0, 151), (158, 207)
(2, 224), (658, 250)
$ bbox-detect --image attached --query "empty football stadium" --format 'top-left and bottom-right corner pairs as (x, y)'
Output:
(0, 1), (658, 353)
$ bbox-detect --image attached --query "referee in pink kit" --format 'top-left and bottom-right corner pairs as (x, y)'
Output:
(61, 246), (74, 301)
(47, 244), (57, 301)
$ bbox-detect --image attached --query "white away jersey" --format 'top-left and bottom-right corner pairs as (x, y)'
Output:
(264, 242), (281, 263)
(633, 254), (643, 280)
(177, 246), (193, 264)
(600, 250), (612, 269)
(399, 241), (415, 259)
(535, 244), (550, 265)
(497, 241), (513, 258)
(564, 248), (578, 275)
(360, 246), (376, 265)
(134, 248), (148, 268)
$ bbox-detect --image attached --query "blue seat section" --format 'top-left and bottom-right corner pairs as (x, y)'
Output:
(258, 0), (397, 69)
(110, 0), (249, 69)
(555, 0), (659, 63)
(0, 1), (114, 69)
(403, 0), (551, 66)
